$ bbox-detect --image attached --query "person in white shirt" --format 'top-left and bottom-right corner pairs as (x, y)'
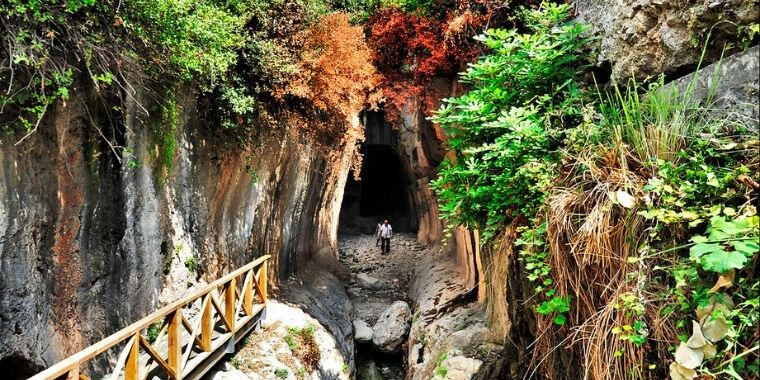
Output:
(375, 221), (382, 246)
(379, 219), (393, 254)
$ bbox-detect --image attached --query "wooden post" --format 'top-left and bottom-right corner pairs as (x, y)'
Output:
(243, 270), (253, 315)
(200, 295), (212, 351)
(225, 279), (236, 331)
(258, 262), (268, 304)
(64, 367), (79, 380)
(168, 311), (183, 379)
(125, 334), (139, 380)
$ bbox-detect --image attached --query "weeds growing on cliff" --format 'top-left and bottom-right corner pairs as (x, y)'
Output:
(545, 58), (759, 379)
(184, 256), (198, 274)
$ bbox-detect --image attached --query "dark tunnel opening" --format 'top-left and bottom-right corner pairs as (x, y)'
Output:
(339, 110), (417, 235)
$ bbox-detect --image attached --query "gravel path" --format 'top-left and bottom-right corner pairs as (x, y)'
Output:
(338, 233), (429, 325)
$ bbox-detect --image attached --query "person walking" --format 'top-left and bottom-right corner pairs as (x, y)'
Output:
(375, 221), (383, 246)
(379, 219), (393, 254)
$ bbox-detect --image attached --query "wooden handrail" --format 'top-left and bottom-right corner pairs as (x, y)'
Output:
(29, 255), (271, 380)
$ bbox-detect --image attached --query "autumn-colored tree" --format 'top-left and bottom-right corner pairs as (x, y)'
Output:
(366, 3), (505, 125)
(284, 12), (382, 123)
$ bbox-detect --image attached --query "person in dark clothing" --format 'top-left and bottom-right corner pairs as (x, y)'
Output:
(379, 219), (392, 254)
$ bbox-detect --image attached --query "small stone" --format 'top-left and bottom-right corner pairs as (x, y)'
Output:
(354, 319), (373, 343)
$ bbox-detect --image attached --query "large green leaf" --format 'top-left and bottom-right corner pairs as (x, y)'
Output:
(700, 250), (748, 273)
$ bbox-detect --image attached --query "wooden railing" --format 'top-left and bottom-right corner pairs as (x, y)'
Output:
(29, 255), (271, 380)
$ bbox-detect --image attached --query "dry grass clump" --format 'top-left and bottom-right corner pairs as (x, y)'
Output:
(538, 145), (677, 379)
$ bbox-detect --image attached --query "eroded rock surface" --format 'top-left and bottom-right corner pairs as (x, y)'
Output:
(575, 0), (759, 79)
(406, 251), (505, 380)
(214, 300), (349, 380)
(353, 320), (373, 343)
(0, 85), (355, 370)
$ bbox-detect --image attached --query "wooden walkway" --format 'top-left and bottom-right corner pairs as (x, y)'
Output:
(29, 255), (271, 380)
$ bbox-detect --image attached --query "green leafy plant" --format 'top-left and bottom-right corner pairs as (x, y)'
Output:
(184, 256), (198, 274)
(146, 321), (163, 344)
(274, 368), (289, 379)
(689, 215), (759, 273)
(284, 334), (298, 352)
(435, 352), (448, 378)
(536, 295), (572, 326)
(430, 3), (591, 240)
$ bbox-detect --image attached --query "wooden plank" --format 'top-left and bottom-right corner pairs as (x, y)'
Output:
(259, 262), (267, 303)
(107, 335), (137, 380)
(225, 278), (236, 331)
(200, 295), (212, 352)
(168, 310), (183, 379)
(181, 314), (205, 355)
(138, 335), (176, 378)
(253, 264), (267, 304)
(210, 291), (234, 332)
(242, 269), (253, 315)
(29, 255), (270, 380)
(125, 334), (140, 380)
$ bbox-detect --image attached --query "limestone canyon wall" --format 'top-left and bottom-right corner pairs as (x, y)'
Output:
(0, 81), (355, 370)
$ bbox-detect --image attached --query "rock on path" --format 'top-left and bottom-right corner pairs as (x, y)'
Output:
(372, 301), (412, 353)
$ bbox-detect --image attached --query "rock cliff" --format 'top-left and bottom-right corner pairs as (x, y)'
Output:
(0, 80), (355, 372)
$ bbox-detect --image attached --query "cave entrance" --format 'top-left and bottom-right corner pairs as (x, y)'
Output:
(0, 355), (41, 380)
(339, 110), (416, 235)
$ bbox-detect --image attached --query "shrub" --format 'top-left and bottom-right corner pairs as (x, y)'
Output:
(0, 0), (249, 137)
(430, 3), (590, 239)
(284, 324), (320, 370)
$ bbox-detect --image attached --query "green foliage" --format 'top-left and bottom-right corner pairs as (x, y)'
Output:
(274, 368), (289, 379)
(628, 84), (759, 377)
(536, 294), (572, 326)
(146, 321), (162, 344)
(430, 3), (591, 241)
(435, 352), (448, 378)
(689, 215), (759, 273)
(184, 255), (198, 274)
(229, 357), (243, 368)
(284, 334), (298, 351)
(1, 0), (250, 137)
(152, 91), (180, 177)
(516, 223), (571, 325)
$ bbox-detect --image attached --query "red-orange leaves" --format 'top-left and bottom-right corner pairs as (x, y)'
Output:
(284, 13), (381, 122)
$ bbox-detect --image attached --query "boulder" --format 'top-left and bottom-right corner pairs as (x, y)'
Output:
(433, 355), (483, 380)
(372, 301), (412, 352)
(354, 319), (374, 343)
(356, 273), (385, 290)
